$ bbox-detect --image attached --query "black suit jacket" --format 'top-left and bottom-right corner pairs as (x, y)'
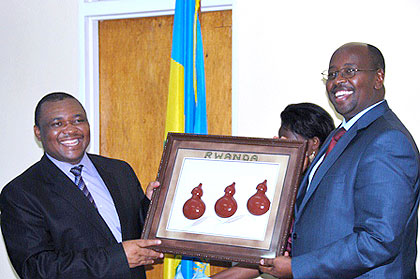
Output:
(0, 154), (150, 279)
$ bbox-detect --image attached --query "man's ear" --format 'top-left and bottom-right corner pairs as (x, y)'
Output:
(374, 68), (385, 90)
(34, 125), (41, 141)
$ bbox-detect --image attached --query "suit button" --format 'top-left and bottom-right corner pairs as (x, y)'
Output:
(292, 233), (297, 239)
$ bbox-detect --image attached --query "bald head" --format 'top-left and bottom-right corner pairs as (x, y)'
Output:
(332, 43), (385, 74)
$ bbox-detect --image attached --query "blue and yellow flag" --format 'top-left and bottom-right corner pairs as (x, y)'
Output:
(164, 0), (209, 278)
(164, 0), (207, 139)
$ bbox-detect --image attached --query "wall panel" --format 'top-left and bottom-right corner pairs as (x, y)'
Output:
(99, 10), (232, 277)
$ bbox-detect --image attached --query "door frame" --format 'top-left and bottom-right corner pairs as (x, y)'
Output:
(78, 0), (233, 153)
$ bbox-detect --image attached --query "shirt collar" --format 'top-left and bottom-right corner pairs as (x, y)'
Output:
(340, 100), (385, 131)
(46, 153), (93, 177)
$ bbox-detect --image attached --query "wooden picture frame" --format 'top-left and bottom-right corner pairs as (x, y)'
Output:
(142, 133), (307, 264)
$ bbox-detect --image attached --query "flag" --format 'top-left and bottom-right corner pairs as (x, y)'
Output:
(164, 0), (210, 278)
(164, 254), (182, 279)
(175, 257), (210, 279)
(164, 0), (207, 140)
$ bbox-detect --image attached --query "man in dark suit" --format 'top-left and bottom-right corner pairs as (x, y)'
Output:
(0, 92), (163, 278)
(259, 43), (420, 278)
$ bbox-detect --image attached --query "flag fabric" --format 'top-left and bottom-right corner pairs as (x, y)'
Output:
(164, 254), (182, 279)
(164, 0), (207, 140)
(183, 0), (207, 135)
(175, 257), (210, 279)
(164, 0), (209, 278)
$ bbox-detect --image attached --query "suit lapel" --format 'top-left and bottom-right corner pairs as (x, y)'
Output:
(295, 139), (330, 214)
(294, 101), (390, 222)
(40, 156), (116, 242)
(298, 129), (357, 212)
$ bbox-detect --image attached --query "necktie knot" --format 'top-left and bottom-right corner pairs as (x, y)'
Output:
(70, 165), (83, 177)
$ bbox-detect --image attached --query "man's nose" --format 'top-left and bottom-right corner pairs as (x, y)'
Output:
(335, 72), (347, 83)
(62, 121), (78, 133)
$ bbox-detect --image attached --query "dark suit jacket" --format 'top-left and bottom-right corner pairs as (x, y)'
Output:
(0, 154), (150, 279)
(292, 101), (420, 278)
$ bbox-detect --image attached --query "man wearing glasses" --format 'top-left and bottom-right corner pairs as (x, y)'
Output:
(259, 43), (420, 278)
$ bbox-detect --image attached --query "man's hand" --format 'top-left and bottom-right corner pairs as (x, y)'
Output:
(259, 251), (293, 278)
(145, 181), (160, 200)
(122, 239), (163, 268)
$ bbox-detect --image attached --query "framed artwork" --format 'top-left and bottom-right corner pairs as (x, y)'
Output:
(142, 133), (307, 264)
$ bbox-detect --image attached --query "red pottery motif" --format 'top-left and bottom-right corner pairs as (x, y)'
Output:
(183, 183), (206, 220)
(215, 182), (237, 218)
(247, 179), (270, 216)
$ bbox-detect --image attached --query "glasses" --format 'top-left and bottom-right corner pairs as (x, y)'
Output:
(322, 67), (378, 81)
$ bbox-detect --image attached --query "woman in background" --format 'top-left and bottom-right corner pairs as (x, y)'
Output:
(278, 102), (335, 171)
(211, 102), (335, 279)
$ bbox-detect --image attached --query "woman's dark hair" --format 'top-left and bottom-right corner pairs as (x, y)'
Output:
(279, 103), (335, 145)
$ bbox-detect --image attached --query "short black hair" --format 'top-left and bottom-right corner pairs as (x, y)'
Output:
(367, 44), (385, 73)
(34, 92), (84, 127)
(279, 103), (335, 146)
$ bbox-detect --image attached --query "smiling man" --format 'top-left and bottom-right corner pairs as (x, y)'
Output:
(257, 43), (420, 278)
(326, 43), (385, 121)
(34, 96), (91, 165)
(0, 92), (163, 279)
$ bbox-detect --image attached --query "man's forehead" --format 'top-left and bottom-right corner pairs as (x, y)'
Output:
(40, 99), (86, 119)
(330, 46), (370, 67)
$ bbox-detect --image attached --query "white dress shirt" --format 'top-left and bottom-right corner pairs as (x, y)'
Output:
(46, 153), (122, 242)
(307, 100), (385, 190)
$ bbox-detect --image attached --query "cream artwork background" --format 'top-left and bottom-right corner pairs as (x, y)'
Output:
(157, 149), (289, 249)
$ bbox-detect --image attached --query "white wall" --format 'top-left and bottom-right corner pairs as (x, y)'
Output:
(0, 1), (79, 277)
(1, 0), (420, 277)
(233, 0), (420, 275)
(0, 0), (79, 186)
(233, 0), (420, 144)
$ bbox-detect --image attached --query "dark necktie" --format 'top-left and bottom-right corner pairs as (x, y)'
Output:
(70, 165), (97, 208)
(325, 127), (347, 157)
(304, 127), (347, 194)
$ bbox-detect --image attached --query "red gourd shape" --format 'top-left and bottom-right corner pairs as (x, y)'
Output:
(247, 179), (271, 216)
(215, 182), (237, 218)
(183, 183), (206, 220)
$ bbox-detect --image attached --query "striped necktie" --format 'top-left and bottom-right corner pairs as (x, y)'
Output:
(70, 165), (97, 208)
